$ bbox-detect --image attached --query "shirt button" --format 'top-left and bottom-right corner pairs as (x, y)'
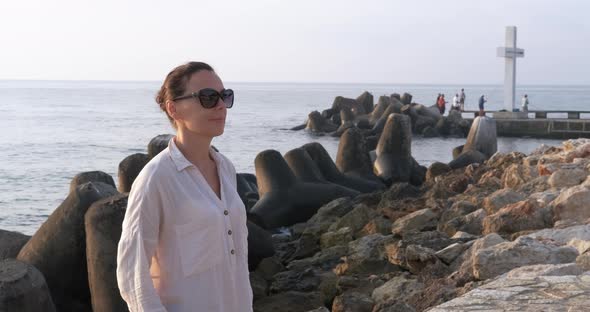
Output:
(224, 210), (229, 215)
(230, 249), (235, 255)
(228, 230), (232, 235)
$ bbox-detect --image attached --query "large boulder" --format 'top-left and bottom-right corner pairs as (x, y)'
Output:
(482, 188), (526, 215)
(482, 199), (553, 235)
(391, 208), (438, 235)
(548, 168), (587, 189)
(371, 274), (424, 308)
(552, 184), (590, 222)
(523, 224), (590, 254)
(429, 264), (590, 312)
(471, 236), (578, 280)
(334, 234), (399, 275)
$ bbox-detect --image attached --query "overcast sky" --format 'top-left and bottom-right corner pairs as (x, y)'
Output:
(0, 0), (588, 84)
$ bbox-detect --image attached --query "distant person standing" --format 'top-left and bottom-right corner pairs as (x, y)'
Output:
(521, 94), (529, 112)
(452, 93), (460, 111)
(437, 94), (447, 115)
(478, 95), (487, 116)
(459, 88), (466, 111)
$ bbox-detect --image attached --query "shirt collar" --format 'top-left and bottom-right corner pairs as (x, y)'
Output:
(168, 137), (220, 172)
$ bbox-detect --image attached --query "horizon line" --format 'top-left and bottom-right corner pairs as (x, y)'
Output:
(0, 78), (589, 87)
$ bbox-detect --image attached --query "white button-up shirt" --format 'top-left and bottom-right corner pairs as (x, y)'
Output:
(117, 138), (253, 312)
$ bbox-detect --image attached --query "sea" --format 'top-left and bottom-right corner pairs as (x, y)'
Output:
(1, 80), (589, 235)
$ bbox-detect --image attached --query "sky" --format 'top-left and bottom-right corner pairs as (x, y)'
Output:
(0, 0), (588, 84)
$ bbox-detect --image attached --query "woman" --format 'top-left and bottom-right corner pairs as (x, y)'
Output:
(117, 62), (253, 312)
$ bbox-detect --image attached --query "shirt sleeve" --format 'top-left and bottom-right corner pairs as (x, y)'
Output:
(117, 173), (167, 312)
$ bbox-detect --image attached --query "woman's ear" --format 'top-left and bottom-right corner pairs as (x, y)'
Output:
(166, 100), (177, 120)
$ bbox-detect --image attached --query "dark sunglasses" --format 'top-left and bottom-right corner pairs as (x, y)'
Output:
(173, 88), (234, 109)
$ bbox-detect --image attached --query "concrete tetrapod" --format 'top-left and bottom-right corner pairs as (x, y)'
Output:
(336, 127), (382, 183)
(70, 171), (116, 193)
(249, 150), (359, 229)
(374, 113), (414, 184)
(356, 91), (374, 115)
(368, 96), (391, 125)
(306, 111), (338, 133)
(148, 134), (174, 159)
(463, 116), (498, 158)
(0, 259), (56, 312)
(302, 142), (385, 193)
(117, 153), (149, 193)
(450, 116), (498, 169)
(85, 193), (129, 312)
(17, 181), (118, 311)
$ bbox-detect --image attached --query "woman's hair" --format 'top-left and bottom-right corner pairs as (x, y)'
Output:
(155, 61), (215, 128)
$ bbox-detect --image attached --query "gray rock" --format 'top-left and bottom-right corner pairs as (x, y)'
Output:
(472, 236), (579, 280)
(253, 291), (323, 312)
(371, 275), (424, 307)
(482, 188), (525, 215)
(436, 242), (470, 265)
(430, 264), (590, 312)
(552, 184), (590, 222)
(482, 199), (553, 235)
(548, 168), (587, 188)
(391, 208), (438, 235)
(329, 204), (378, 235)
(334, 234), (398, 275)
(523, 224), (590, 254)
(332, 291), (373, 312)
(320, 227), (354, 249)
(440, 209), (486, 237)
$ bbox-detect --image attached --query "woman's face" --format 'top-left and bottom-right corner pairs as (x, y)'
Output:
(172, 70), (227, 138)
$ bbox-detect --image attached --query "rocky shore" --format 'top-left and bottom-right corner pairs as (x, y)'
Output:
(2, 91), (590, 312)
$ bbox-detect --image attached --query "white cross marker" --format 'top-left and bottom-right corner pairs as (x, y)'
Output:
(497, 26), (525, 112)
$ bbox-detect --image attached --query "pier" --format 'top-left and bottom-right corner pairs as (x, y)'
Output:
(462, 110), (590, 139)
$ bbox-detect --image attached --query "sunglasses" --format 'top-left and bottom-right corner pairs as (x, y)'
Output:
(173, 88), (234, 109)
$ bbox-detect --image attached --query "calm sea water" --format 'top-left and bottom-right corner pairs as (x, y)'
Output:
(1, 80), (588, 235)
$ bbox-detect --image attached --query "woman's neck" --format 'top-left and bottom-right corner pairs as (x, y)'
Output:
(174, 129), (213, 167)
